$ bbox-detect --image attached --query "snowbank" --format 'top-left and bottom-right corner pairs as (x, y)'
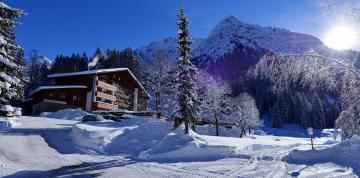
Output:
(40, 109), (88, 121)
(138, 130), (235, 162)
(71, 116), (236, 161)
(0, 117), (19, 131)
(284, 136), (360, 174)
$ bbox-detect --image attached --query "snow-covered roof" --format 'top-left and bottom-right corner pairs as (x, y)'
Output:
(48, 68), (150, 98)
(29, 85), (87, 96)
(48, 68), (129, 78)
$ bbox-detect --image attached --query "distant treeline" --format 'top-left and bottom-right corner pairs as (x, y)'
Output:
(51, 47), (141, 78)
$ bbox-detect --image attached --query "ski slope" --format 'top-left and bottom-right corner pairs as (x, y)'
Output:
(0, 116), (357, 178)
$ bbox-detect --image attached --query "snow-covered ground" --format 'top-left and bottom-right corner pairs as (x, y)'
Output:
(0, 115), (358, 177)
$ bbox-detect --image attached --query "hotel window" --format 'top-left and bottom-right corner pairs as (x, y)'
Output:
(73, 95), (80, 101)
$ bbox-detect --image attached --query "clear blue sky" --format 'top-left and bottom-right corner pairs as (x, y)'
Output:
(7, 0), (326, 60)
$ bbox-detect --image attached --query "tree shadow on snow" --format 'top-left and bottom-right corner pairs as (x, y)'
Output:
(2, 159), (136, 178)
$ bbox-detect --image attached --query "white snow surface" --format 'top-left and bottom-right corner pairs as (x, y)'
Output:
(0, 115), (358, 177)
(0, 117), (19, 131)
(40, 109), (89, 121)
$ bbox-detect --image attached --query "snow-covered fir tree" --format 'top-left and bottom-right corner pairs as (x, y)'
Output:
(312, 93), (326, 129)
(0, 2), (25, 108)
(227, 93), (261, 138)
(175, 6), (201, 134)
(197, 70), (231, 136)
(271, 102), (282, 128)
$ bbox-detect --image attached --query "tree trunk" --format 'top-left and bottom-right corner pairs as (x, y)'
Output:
(156, 92), (160, 119)
(248, 127), (251, 134)
(240, 128), (246, 138)
(185, 119), (189, 134)
(215, 113), (219, 136)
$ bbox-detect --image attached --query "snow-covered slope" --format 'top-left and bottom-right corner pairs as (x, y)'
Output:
(137, 16), (358, 69)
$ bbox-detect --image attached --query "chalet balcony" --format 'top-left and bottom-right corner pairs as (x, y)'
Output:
(93, 101), (118, 110)
(96, 80), (117, 92)
(95, 91), (116, 102)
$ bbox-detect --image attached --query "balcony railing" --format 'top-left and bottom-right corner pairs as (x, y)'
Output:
(94, 101), (118, 110)
(95, 91), (116, 102)
(97, 80), (117, 92)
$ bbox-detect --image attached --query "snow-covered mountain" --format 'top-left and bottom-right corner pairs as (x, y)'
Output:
(137, 16), (327, 66)
(34, 56), (52, 68)
(25, 56), (52, 79)
(193, 16), (328, 67)
(135, 37), (204, 64)
(136, 16), (358, 80)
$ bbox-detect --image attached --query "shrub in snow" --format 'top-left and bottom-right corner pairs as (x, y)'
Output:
(102, 114), (121, 122)
(0, 105), (21, 117)
(336, 104), (360, 140)
(81, 115), (104, 122)
(227, 93), (261, 138)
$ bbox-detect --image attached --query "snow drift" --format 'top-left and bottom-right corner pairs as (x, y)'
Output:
(70, 115), (236, 161)
(284, 136), (360, 174)
(0, 117), (19, 131)
(40, 109), (89, 121)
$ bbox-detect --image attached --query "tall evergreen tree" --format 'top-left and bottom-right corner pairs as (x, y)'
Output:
(271, 102), (282, 128)
(312, 93), (326, 129)
(0, 2), (25, 107)
(175, 6), (201, 134)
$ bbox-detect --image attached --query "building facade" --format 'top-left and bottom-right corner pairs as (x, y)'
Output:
(25, 68), (150, 115)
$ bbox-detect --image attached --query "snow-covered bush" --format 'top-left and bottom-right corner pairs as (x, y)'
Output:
(81, 115), (104, 122)
(336, 104), (360, 140)
(0, 105), (21, 117)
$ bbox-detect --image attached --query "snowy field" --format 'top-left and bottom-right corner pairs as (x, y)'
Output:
(0, 114), (358, 178)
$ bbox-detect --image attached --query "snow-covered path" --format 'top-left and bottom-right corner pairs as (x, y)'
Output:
(0, 117), (357, 177)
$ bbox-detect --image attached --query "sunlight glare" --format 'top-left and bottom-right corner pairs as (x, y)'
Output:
(324, 25), (357, 50)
